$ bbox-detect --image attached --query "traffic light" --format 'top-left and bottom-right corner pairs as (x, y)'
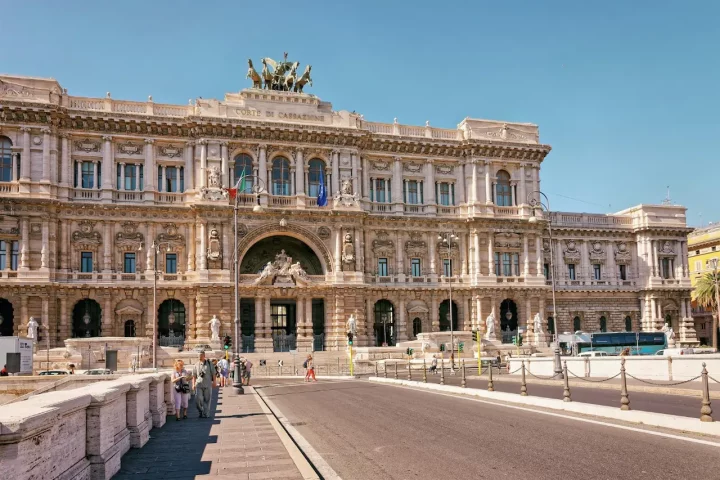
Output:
(517, 334), (523, 346)
(512, 336), (517, 346)
(440, 344), (446, 352)
(347, 331), (354, 345)
(223, 335), (231, 350)
(458, 343), (464, 353)
(406, 347), (414, 356)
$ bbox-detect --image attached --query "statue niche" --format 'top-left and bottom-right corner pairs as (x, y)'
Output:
(341, 233), (355, 269)
(207, 228), (222, 268)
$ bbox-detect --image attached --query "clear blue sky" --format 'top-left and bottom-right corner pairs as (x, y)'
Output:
(2, 1), (718, 224)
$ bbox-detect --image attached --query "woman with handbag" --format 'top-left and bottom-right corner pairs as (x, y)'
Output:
(172, 359), (191, 421)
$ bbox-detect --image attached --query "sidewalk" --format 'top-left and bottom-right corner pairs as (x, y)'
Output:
(115, 386), (308, 480)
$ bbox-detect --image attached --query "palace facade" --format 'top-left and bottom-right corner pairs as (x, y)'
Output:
(0, 72), (697, 352)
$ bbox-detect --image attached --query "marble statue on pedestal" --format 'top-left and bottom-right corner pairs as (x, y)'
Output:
(346, 314), (357, 336)
(533, 313), (543, 334)
(27, 317), (39, 340)
(209, 315), (221, 342)
(484, 313), (496, 341)
(662, 322), (676, 347)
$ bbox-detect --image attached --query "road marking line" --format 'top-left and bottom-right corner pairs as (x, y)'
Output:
(256, 387), (343, 480)
(387, 383), (720, 448)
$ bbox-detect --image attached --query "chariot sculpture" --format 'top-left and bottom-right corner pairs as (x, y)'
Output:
(247, 52), (313, 93)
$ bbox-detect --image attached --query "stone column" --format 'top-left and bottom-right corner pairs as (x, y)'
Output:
(19, 217), (29, 271)
(60, 133), (70, 187)
(220, 142), (228, 187)
(254, 297), (262, 339)
(350, 152), (359, 198)
(258, 144), (268, 205)
(198, 140), (207, 189)
(40, 220), (49, 269)
(184, 141), (195, 191)
(92, 161), (98, 188)
(355, 228), (363, 273)
(103, 294), (113, 336)
(103, 222), (112, 272)
(20, 127), (31, 182)
(264, 297), (271, 340)
(455, 160), (465, 205)
(295, 148), (305, 196)
(119, 162), (126, 190)
(487, 231), (494, 276)
(460, 233), (468, 275)
(652, 240), (659, 277)
(40, 128), (51, 183)
(198, 221), (207, 271)
(18, 296), (28, 336)
(186, 223), (195, 271)
(430, 294), (439, 332)
(476, 296), (483, 332)
(60, 221), (69, 271)
(40, 296), (49, 346)
(160, 166), (166, 193)
(533, 166), (540, 198)
(392, 157), (403, 210)
(59, 295), (68, 341)
(334, 228), (342, 273)
(425, 159), (435, 204)
(484, 160), (492, 203)
(362, 156), (370, 201)
(523, 235), (530, 277)
(296, 296), (305, 339)
(428, 232), (436, 276)
(536, 236), (544, 277)
(396, 231), (404, 278)
(143, 139), (155, 192)
(101, 136), (113, 189)
(525, 297), (532, 333)
(581, 240), (589, 281)
(397, 297), (407, 342)
(331, 150), (340, 195)
(135, 163), (140, 191)
(650, 297), (657, 323)
(519, 163), (527, 205)
(145, 223), (154, 275)
(460, 294), (470, 330)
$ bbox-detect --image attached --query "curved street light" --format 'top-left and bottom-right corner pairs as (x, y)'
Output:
(527, 191), (563, 379)
(438, 231), (458, 370)
(138, 240), (171, 370)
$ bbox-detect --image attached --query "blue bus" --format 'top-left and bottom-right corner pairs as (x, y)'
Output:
(574, 332), (667, 355)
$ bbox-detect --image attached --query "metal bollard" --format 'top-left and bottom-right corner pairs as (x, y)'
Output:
(407, 360), (412, 381)
(461, 360), (467, 388)
(562, 360), (571, 402)
(337, 358), (341, 376)
(423, 359), (428, 383)
(440, 358), (445, 385)
(701, 362), (713, 422)
(520, 360), (528, 396)
(394, 361), (398, 380)
(488, 361), (495, 391)
(383, 362), (388, 378)
(374, 362), (378, 377)
(620, 357), (630, 411)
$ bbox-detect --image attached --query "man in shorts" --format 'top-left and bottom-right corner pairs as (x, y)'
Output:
(217, 356), (229, 387)
(241, 357), (253, 386)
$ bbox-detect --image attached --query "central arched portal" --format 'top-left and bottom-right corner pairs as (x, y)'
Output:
(240, 235), (323, 275)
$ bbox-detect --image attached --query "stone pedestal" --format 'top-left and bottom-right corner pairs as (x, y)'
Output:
(533, 332), (548, 346)
(86, 384), (131, 479)
(148, 375), (168, 428)
(125, 378), (152, 448)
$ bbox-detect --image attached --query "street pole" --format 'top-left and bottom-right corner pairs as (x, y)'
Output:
(713, 259), (719, 351)
(439, 232), (457, 368)
(152, 241), (157, 371)
(477, 330), (482, 375)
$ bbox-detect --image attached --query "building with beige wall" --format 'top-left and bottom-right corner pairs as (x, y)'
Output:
(688, 223), (720, 346)
(0, 69), (698, 352)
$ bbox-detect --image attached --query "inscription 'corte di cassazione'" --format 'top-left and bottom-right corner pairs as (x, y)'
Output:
(236, 109), (325, 122)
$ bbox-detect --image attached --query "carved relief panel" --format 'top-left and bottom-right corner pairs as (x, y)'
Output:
(71, 220), (102, 272)
(371, 230), (395, 275)
(157, 223), (186, 273)
(115, 222), (145, 271)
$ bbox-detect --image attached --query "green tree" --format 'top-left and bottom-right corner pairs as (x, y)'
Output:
(692, 271), (720, 349)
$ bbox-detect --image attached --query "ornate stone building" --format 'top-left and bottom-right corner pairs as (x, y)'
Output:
(0, 70), (697, 352)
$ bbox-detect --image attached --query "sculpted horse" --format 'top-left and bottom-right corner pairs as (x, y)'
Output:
(246, 59), (262, 89)
(261, 59), (273, 90)
(294, 65), (312, 93)
(283, 62), (299, 92)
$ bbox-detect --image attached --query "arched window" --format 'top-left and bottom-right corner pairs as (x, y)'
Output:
(495, 170), (512, 206)
(0, 136), (14, 182)
(624, 316), (632, 332)
(308, 159), (326, 198)
(599, 316), (607, 332)
(124, 320), (136, 337)
(272, 157), (290, 195)
(573, 316), (582, 332)
(233, 154), (254, 193)
(412, 317), (422, 338)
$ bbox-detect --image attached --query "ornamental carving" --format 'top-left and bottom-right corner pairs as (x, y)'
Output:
(234, 223), (248, 238)
(317, 226), (331, 240)
(372, 231), (395, 256)
(657, 240), (676, 257)
(494, 232), (521, 250)
(563, 240), (581, 263)
(435, 164), (454, 175)
(405, 232), (427, 257)
(115, 222), (144, 247)
(116, 141), (143, 155)
(542, 239), (552, 262)
(588, 241), (606, 264)
(71, 221), (102, 246)
(0, 216), (19, 236)
(404, 162), (423, 173)
(74, 138), (101, 153)
(254, 250), (311, 287)
(158, 144), (183, 158)
(157, 223), (184, 247)
(341, 233), (355, 266)
(207, 228), (221, 261)
(371, 160), (390, 171)
(615, 242), (632, 265)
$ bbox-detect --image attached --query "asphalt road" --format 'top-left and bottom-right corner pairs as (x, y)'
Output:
(259, 380), (720, 480)
(419, 371), (705, 418)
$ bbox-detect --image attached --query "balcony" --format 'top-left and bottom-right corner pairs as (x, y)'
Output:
(495, 206), (519, 217)
(73, 188), (101, 201)
(437, 206), (457, 215)
(113, 191), (143, 202)
(403, 204), (426, 215)
(156, 193), (184, 204)
(270, 196), (294, 207)
(370, 203), (392, 213)
(0, 183), (19, 194)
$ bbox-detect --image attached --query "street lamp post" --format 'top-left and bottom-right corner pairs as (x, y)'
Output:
(711, 258), (720, 351)
(139, 240), (168, 370)
(438, 231), (458, 368)
(528, 191), (563, 379)
(230, 175), (265, 394)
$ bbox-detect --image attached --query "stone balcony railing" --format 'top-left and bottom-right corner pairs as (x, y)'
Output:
(0, 372), (172, 479)
(68, 95), (192, 118)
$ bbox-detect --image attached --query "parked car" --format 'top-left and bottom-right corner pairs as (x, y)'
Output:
(84, 369), (112, 375)
(193, 344), (211, 352)
(578, 351), (609, 358)
(38, 370), (69, 376)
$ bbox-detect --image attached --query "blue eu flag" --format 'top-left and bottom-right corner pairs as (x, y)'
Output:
(317, 171), (327, 207)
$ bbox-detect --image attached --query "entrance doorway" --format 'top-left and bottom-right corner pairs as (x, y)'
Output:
(374, 300), (395, 346)
(500, 299), (518, 344)
(312, 299), (325, 351)
(439, 300), (459, 331)
(271, 300), (297, 352)
(72, 299), (102, 338)
(0, 298), (14, 337)
(240, 298), (256, 353)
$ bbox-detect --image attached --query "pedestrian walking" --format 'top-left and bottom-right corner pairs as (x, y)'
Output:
(304, 354), (316, 382)
(192, 352), (216, 418)
(242, 357), (253, 386)
(430, 355), (438, 374)
(217, 357), (229, 387)
(171, 360), (191, 421)
(0, 364), (8, 376)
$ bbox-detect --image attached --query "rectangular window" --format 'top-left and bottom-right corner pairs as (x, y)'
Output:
(544, 263), (550, 279)
(139, 165), (144, 191)
(81, 162), (94, 189)
(81, 252), (93, 273)
(166, 253), (177, 274)
(513, 253), (520, 276)
(123, 252), (136, 274)
(10, 241), (18, 270)
(568, 264), (576, 280)
(439, 183), (451, 206)
(378, 258), (388, 276)
(157, 166), (162, 192)
(593, 264), (601, 280)
(662, 258), (672, 279)
(443, 258), (453, 277)
(374, 179), (387, 203)
(494, 252), (501, 276)
(502, 253), (512, 276)
(411, 258), (421, 277)
(0, 153), (12, 182)
(166, 167), (177, 193)
(0, 240), (6, 270)
(179, 167), (184, 192)
(116, 163), (121, 190)
(406, 180), (419, 204)
(124, 164), (137, 191)
(619, 264), (627, 281)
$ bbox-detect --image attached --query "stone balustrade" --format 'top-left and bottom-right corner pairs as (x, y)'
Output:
(0, 372), (170, 479)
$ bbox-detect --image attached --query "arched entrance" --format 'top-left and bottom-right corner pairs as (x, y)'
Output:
(240, 235), (323, 275)
(158, 299), (185, 346)
(439, 300), (459, 331)
(0, 299), (14, 336)
(72, 299), (102, 338)
(124, 320), (136, 337)
(412, 317), (422, 338)
(374, 300), (395, 346)
(500, 299), (518, 344)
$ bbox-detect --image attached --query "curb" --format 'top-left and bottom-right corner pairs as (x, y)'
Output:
(369, 377), (720, 438)
(249, 386), (324, 480)
(251, 375), (358, 380)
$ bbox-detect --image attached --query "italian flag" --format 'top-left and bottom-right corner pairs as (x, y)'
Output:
(228, 172), (246, 199)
